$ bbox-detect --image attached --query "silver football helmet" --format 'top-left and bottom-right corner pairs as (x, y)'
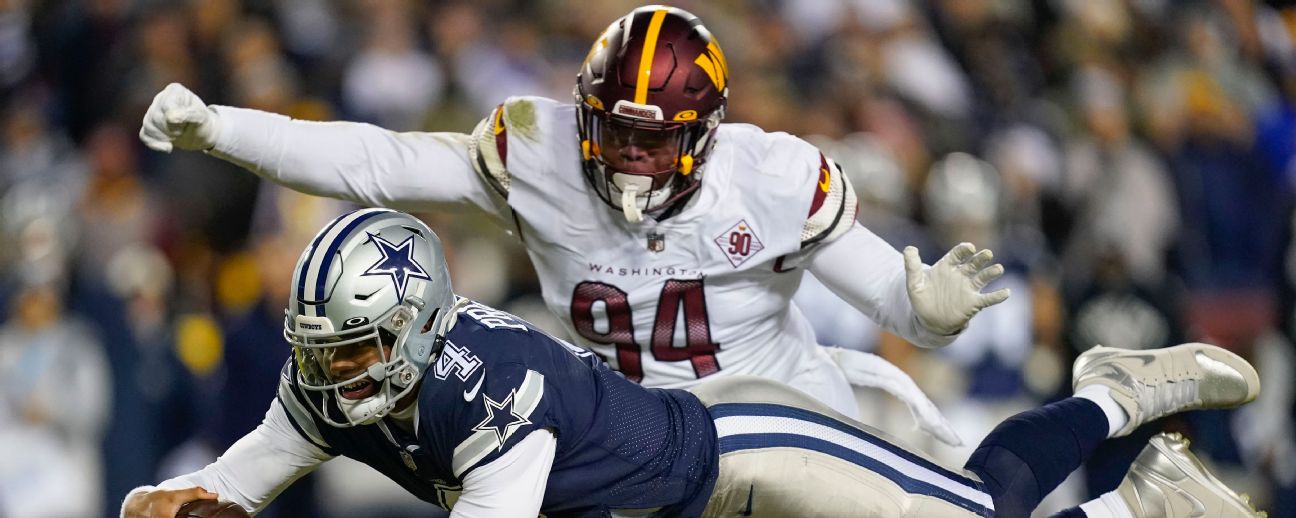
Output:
(284, 208), (458, 427)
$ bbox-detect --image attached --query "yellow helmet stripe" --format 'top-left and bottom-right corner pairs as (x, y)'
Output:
(694, 41), (729, 91)
(694, 53), (723, 91)
(708, 41), (729, 83)
(634, 8), (670, 105)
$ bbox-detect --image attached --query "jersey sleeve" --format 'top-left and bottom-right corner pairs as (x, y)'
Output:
(426, 361), (552, 479)
(468, 103), (512, 199)
(275, 360), (337, 455)
(806, 225), (959, 348)
(450, 429), (556, 518)
(151, 398), (334, 514)
(800, 152), (859, 248)
(207, 105), (510, 223)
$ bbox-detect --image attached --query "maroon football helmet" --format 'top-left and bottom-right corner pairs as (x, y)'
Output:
(576, 5), (729, 222)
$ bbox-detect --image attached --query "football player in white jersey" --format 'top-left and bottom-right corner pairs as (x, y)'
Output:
(138, 5), (1008, 429)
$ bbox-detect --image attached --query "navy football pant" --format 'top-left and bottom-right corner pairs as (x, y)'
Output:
(963, 397), (1109, 518)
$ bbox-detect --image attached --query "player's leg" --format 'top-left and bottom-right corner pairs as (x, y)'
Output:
(962, 342), (1259, 517)
(692, 376), (994, 518)
(1051, 433), (1265, 518)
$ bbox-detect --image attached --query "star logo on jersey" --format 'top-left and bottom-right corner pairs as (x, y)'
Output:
(472, 390), (532, 450)
(361, 233), (431, 301)
(714, 219), (764, 268)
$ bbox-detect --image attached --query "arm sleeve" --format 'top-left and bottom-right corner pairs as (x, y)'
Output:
(805, 224), (957, 348)
(150, 399), (335, 514)
(450, 429), (556, 518)
(206, 106), (510, 223)
(799, 154), (858, 247)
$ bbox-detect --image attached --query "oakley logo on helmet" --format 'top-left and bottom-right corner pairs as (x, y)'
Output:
(342, 316), (370, 330)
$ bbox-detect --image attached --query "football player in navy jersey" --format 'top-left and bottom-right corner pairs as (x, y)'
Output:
(123, 209), (1264, 518)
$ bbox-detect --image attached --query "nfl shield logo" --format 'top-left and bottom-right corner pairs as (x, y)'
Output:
(647, 232), (666, 252)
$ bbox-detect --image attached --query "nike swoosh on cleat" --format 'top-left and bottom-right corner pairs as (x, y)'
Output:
(463, 372), (485, 401)
(1137, 463), (1208, 517)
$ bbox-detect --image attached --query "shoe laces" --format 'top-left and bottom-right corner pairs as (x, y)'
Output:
(1139, 377), (1199, 420)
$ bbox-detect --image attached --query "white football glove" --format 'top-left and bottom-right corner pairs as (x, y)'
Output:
(904, 242), (1010, 336)
(138, 82), (221, 153)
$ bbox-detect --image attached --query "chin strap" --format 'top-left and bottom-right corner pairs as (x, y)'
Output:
(611, 173), (658, 223)
(620, 185), (644, 223)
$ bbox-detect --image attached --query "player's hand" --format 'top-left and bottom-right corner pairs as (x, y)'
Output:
(139, 83), (222, 153)
(121, 486), (217, 518)
(904, 243), (1010, 336)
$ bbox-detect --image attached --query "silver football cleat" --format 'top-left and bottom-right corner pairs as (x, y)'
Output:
(1118, 432), (1266, 518)
(1073, 342), (1260, 437)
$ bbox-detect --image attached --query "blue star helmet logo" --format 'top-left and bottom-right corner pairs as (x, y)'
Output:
(362, 232), (432, 301)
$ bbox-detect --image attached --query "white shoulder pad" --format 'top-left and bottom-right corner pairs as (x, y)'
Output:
(469, 104), (513, 198)
(276, 369), (331, 451)
(801, 155), (858, 247)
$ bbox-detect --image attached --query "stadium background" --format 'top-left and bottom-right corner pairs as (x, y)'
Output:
(1, 0), (1294, 516)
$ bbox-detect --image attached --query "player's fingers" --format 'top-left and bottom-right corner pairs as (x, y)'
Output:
(139, 126), (174, 154)
(138, 116), (159, 138)
(972, 263), (1004, 289)
(942, 242), (976, 266)
(151, 487), (218, 518)
(903, 246), (924, 289)
(149, 83), (176, 111)
(976, 288), (1011, 309)
(174, 486), (218, 501)
(165, 105), (207, 127)
(158, 82), (193, 112)
(966, 248), (994, 271)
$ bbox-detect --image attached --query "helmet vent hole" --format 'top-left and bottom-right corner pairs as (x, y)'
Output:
(421, 308), (440, 334)
(400, 225), (425, 237)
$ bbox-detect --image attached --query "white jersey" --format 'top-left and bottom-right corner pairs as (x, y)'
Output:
(472, 97), (857, 389)
(207, 96), (954, 415)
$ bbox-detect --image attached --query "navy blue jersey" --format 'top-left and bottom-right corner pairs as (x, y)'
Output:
(280, 300), (718, 517)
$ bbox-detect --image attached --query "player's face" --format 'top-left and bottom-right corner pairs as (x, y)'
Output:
(598, 120), (682, 187)
(321, 336), (392, 400)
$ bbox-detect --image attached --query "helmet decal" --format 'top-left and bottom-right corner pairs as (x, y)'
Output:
(694, 41), (728, 91)
(297, 208), (387, 316)
(361, 232), (432, 302)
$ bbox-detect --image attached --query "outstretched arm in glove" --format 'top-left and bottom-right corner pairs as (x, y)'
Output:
(805, 224), (1009, 348)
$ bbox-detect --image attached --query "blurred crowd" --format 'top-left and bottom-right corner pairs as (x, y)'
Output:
(1, 0), (1295, 516)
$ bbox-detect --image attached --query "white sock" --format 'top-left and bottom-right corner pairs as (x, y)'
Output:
(1078, 491), (1134, 518)
(1075, 384), (1129, 438)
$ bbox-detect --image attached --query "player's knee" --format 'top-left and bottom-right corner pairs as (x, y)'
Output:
(964, 445), (1039, 518)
